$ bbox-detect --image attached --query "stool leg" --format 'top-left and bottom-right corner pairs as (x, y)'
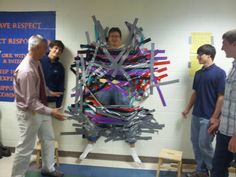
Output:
(55, 148), (59, 166)
(177, 161), (182, 177)
(36, 149), (40, 167)
(156, 158), (163, 177)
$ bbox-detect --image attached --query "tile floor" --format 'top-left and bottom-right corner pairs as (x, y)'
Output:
(0, 153), (235, 177)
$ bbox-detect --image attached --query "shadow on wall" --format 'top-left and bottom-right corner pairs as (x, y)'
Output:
(59, 47), (74, 106)
(176, 71), (193, 156)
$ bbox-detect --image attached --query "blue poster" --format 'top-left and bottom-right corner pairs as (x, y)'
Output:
(0, 11), (55, 102)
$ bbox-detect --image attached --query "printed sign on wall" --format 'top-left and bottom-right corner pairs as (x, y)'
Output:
(0, 11), (55, 102)
(189, 32), (213, 77)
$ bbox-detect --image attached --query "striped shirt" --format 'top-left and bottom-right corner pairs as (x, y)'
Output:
(219, 60), (236, 136)
(13, 55), (52, 115)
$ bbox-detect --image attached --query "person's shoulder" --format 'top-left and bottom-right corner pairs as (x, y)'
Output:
(214, 65), (226, 74)
(16, 64), (35, 78)
(40, 55), (49, 63)
(195, 68), (202, 75)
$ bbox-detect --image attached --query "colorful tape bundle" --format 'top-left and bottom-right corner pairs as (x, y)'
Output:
(62, 17), (179, 143)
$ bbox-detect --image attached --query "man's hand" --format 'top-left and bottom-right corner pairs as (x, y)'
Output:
(181, 110), (189, 119)
(51, 107), (65, 121)
(229, 134), (236, 153)
(51, 92), (63, 97)
(208, 117), (220, 135)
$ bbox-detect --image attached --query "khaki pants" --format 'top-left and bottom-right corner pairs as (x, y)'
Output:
(11, 108), (55, 177)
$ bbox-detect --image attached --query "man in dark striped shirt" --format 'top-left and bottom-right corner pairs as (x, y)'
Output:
(211, 29), (236, 177)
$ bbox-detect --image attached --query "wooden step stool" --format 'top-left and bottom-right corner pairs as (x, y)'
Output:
(156, 148), (183, 177)
(35, 141), (59, 167)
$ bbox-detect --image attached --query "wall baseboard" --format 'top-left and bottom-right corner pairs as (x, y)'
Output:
(58, 150), (196, 164)
(7, 147), (236, 172)
(9, 146), (195, 164)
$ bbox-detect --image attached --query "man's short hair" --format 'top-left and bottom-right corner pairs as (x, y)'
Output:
(28, 35), (44, 52)
(108, 27), (122, 38)
(49, 40), (65, 52)
(197, 44), (216, 60)
(222, 29), (236, 44)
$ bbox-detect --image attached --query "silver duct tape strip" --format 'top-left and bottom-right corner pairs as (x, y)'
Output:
(150, 43), (155, 94)
(154, 79), (180, 86)
(124, 62), (150, 69)
(85, 31), (91, 44)
(75, 60), (81, 111)
(79, 54), (86, 113)
(111, 47), (132, 78)
(110, 47), (127, 69)
(86, 42), (100, 77)
(97, 20), (106, 44)
(92, 16), (107, 45)
(125, 18), (138, 47)
(101, 47), (115, 63)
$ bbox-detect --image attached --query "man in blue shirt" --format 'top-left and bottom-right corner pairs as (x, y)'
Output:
(41, 40), (65, 108)
(211, 29), (236, 177)
(182, 44), (226, 177)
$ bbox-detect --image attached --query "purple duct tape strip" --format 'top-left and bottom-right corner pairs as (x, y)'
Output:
(94, 118), (123, 124)
(128, 69), (149, 76)
(91, 115), (124, 124)
(153, 77), (166, 106)
(146, 56), (167, 61)
(145, 49), (165, 55)
(154, 56), (168, 60)
(84, 110), (125, 124)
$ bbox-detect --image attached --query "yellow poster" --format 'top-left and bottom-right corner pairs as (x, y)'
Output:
(189, 32), (212, 77)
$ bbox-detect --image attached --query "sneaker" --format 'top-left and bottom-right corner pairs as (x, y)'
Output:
(2, 148), (11, 157)
(197, 172), (209, 177)
(0, 145), (11, 157)
(186, 171), (208, 177)
(41, 170), (64, 177)
(230, 160), (236, 168)
(186, 171), (199, 177)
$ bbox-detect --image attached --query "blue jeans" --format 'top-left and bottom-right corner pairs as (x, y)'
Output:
(191, 115), (214, 173)
(211, 132), (233, 177)
(95, 86), (130, 105)
(87, 86), (132, 143)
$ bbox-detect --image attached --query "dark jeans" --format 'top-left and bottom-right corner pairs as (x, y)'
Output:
(87, 86), (133, 143)
(211, 132), (233, 177)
